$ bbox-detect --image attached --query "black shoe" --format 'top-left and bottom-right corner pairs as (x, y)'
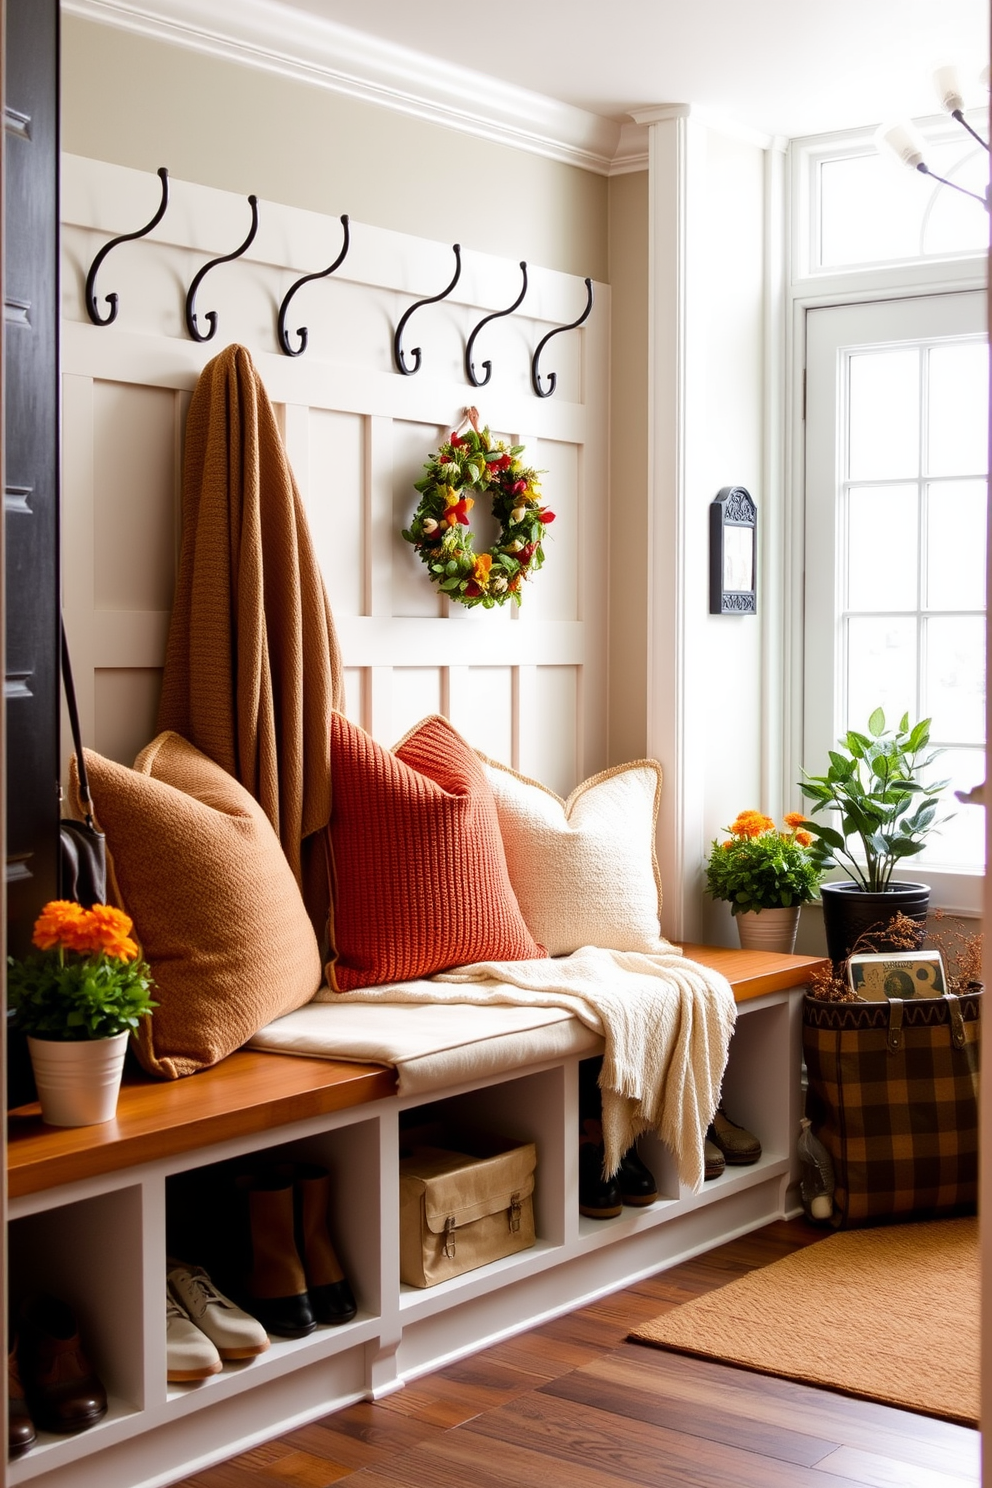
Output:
(617, 1146), (659, 1206)
(579, 1140), (622, 1219)
(309, 1280), (357, 1326)
(245, 1293), (315, 1340)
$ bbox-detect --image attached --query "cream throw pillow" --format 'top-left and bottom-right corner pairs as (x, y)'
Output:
(78, 732), (323, 1079)
(478, 756), (666, 956)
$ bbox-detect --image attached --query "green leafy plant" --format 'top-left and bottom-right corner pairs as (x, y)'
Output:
(8, 899), (157, 1041)
(704, 811), (825, 915)
(799, 708), (950, 893)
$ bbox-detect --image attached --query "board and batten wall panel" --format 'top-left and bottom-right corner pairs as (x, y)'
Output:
(60, 155), (608, 811)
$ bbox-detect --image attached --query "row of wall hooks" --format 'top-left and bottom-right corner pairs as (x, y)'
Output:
(83, 168), (594, 398)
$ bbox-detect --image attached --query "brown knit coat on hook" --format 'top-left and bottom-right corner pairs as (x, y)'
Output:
(158, 343), (344, 928)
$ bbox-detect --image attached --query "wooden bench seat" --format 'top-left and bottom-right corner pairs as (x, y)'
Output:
(7, 944), (827, 1201)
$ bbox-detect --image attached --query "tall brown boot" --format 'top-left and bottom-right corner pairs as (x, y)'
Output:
(294, 1165), (357, 1326)
(237, 1174), (315, 1338)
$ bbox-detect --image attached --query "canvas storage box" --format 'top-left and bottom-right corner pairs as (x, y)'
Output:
(398, 1131), (537, 1288)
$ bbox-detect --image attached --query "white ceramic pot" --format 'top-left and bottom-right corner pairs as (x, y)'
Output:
(735, 906), (801, 955)
(27, 1031), (129, 1127)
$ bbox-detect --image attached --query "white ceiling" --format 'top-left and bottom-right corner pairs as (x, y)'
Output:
(263, 0), (990, 139)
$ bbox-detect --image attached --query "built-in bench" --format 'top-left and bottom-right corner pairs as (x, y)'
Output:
(6, 944), (827, 1488)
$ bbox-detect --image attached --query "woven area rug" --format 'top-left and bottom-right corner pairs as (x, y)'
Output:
(629, 1216), (979, 1425)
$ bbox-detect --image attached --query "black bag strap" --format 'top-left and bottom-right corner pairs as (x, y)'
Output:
(61, 617), (95, 827)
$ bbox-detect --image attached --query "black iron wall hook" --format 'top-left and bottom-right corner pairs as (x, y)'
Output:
(464, 261), (528, 388)
(277, 214), (351, 357)
(84, 166), (170, 327)
(184, 194), (260, 343)
(531, 277), (594, 398)
(393, 243), (462, 375)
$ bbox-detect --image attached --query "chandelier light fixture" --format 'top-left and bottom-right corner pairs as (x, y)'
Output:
(875, 64), (990, 209)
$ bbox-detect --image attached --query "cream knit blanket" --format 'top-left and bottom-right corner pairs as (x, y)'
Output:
(323, 946), (736, 1192)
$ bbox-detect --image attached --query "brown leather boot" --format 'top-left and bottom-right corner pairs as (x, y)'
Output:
(17, 1296), (106, 1435)
(237, 1174), (315, 1338)
(294, 1165), (357, 1326)
(8, 1338), (35, 1456)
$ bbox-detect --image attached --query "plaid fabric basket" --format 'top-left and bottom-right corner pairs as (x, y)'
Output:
(803, 990), (981, 1228)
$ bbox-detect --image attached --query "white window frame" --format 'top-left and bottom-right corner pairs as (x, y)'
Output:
(791, 114), (990, 283)
(785, 131), (988, 919)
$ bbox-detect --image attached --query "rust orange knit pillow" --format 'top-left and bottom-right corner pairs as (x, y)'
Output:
(326, 714), (545, 990)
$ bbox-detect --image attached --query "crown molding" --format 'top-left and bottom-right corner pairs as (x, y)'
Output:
(64, 0), (632, 174)
(610, 121), (649, 176)
(631, 102), (776, 152)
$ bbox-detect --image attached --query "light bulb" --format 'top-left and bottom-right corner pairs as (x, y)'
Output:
(875, 120), (926, 170)
(934, 63), (965, 114)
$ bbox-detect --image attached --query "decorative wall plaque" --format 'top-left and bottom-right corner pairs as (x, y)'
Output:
(709, 486), (757, 615)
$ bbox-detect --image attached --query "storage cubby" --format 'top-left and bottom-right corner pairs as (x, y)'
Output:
(7, 952), (821, 1488)
(718, 989), (798, 1169)
(10, 1188), (146, 1415)
(166, 1116), (382, 1337)
(8, 1187), (147, 1481)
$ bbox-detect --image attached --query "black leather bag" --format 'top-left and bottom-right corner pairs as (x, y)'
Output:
(60, 622), (107, 908)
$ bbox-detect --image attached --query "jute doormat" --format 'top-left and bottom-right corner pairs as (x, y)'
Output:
(629, 1216), (978, 1425)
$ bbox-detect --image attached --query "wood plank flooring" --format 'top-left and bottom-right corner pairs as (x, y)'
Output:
(175, 1219), (980, 1488)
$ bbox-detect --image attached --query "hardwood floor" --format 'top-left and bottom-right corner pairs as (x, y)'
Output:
(175, 1219), (980, 1488)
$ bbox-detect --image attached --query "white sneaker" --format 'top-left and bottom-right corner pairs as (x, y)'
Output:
(167, 1262), (270, 1361)
(166, 1290), (222, 1382)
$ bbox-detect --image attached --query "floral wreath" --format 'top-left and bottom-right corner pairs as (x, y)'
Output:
(401, 407), (553, 609)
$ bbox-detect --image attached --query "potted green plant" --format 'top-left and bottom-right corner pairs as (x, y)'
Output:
(704, 810), (825, 953)
(8, 899), (157, 1126)
(798, 708), (950, 963)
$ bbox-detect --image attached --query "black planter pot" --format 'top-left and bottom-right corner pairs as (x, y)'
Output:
(819, 880), (930, 966)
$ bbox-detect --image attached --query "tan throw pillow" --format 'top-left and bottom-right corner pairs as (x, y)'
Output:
(478, 756), (666, 957)
(79, 732), (323, 1079)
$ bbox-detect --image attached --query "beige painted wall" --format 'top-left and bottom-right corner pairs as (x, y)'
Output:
(61, 15), (609, 282)
(606, 169), (649, 765)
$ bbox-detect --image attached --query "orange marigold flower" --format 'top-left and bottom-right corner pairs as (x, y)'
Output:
(32, 900), (91, 953)
(472, 553), (493, 584)
(783, 812), (807, 829)
(795, 829), (813, 847)
(86, 904), (140, 962)
(32, 899), (139, 960)
(730, 810), (774, 839)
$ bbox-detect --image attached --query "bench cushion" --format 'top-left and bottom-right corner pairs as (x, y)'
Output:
(251, 998), (601, 1094)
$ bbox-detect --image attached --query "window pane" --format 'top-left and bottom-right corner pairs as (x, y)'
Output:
(846, 616), (916, 729)
(916, 747), (986, 871)
(848, 350), (919, 480)
(927, 341), (989, 476)
(817, 139), (989, 272)
(847, 484), (918, 611)
(927, 479), (987, 611)
(819, 154), (929, 268)
(925, 615), (986, 744)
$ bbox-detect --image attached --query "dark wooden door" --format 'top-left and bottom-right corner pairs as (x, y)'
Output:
(4, 0), (60, 1104)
